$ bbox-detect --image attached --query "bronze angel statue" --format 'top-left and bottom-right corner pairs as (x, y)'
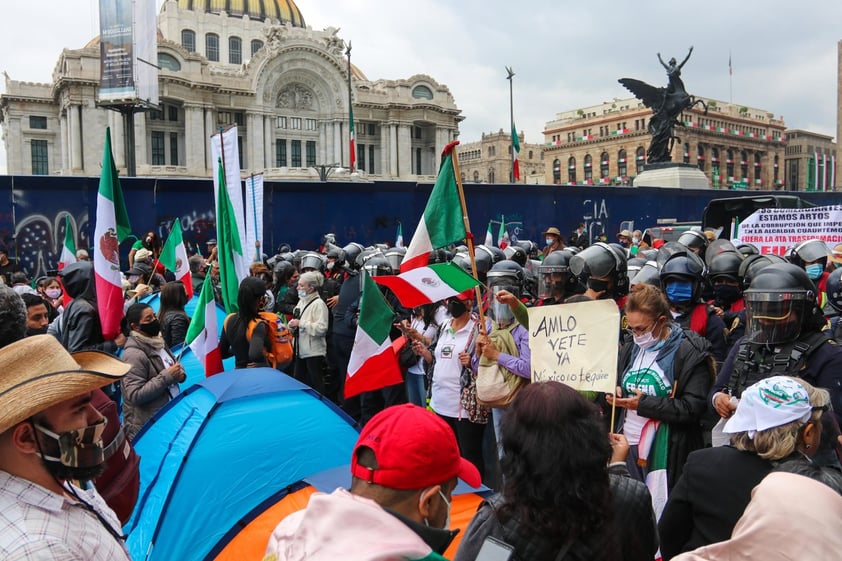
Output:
(619, 46), (707, 164)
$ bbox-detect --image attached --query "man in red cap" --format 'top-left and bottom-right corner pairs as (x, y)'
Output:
(264, 404), (481, 561)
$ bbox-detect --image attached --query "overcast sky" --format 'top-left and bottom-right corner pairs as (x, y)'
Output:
(1, 0), (840, 173)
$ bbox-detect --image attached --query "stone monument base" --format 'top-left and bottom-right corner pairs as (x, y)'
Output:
(633, 162), (711, 189)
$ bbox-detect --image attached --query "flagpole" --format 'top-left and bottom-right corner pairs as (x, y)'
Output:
(506, 66), (515, 183)
(448, 142), (487, 334)
(249, 173), (260, 262)
(346, 41), (354, 173)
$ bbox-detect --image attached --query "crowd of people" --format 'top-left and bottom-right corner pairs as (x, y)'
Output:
(1, 221), (842, 560)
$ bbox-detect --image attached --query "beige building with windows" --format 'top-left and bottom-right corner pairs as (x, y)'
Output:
(543, 97), (787, 189)
(0, 0), (462, 180)
(783, 130), (837, 191)
(456, 129), (544, 184)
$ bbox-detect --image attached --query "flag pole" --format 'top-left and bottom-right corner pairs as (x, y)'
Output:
(448, 142), (487, 335)
(506, 66), (515, 183)
(346, 41), (354, 173)
(248, 173), (260, 262)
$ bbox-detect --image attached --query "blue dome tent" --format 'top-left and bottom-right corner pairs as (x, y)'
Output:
(125, 368), (359, 561)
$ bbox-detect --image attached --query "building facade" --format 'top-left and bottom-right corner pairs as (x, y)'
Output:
(456, 130), (544, 184)
(783, 129), (837, 191)
(0, 0), (462, 180)
(543, 97), (787, 189)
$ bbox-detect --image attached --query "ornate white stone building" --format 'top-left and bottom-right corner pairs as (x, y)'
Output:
(0, 0), (462, 180)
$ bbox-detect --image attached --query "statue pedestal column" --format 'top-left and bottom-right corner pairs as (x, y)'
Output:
(633, 162), (711, 188)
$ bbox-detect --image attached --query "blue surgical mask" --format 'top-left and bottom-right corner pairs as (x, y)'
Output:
(666, 281), (694, 303)
(545, 238), (554, 246)
(805, 264), (824, 280)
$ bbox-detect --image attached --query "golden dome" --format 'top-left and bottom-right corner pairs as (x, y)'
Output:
(177, 0), (305, 26)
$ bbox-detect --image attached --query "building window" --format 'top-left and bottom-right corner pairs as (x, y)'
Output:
(488, 168), (495, 183)
(206, 33), (219, 61)
(415, 148), (422, 174)
(358, 143), (366, 171)
(29, 116), (47, 129)
(276, 139), (287, 167)
(290, 117), (301, 130)
(488, 146), (495, 157)
(276, 116), (287, 129)
(251, 39), (264, 56)
(774, 154), (780, 184)
(635, 146), (645, 174)
(740, 150), (748, 180)
(473, 171), (480, 182)
(306, 141), (316, 167)
(305, 118), (317, 131)
(368, 123), (376, 136)
(151, 132), (166, 165)
(238, 136), (245, 169)
(369, 145), (375, 174)
(291, 140), (302, 167)
(181, 29), (196, 52)
(726, 149), (735, 179)
(168, 105), (179, 122)
(229, 36), (242, 64)
(158, 53), (181, 71)
(411, 85), (433, 100)
(584, 154), (593, 181)
(618, 149), (627, 177)
(567, 157), (576, 184)
(169, 132), (179, 165)
(754, 153), (762, 185)
(697, 145), (706, 171)
(600, 151), (609, 179)
(31, 140), (48, 175)
(683, 143), (691, 164)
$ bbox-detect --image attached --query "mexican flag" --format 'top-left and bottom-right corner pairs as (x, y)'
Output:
(58, 215), (77, 270)
(497, 216), (509, 249)
(401, 141), (466, 272)
(186, 273), (224, 377)
(160, 220), (193, 299)
(639, 419), (670, 520)
(395, 222), (404, 248)
(93, 128), (131, 340)
(485, 221), (494, 246)
(511, 123), (521, 181)
(374, 262), (481, 309)
(349, 104), (356, 172)
(345, 272), (403, 398)
(216, 158), (243, 313)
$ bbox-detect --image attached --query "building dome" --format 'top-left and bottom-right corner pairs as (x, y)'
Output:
(177, 0), (305, 26)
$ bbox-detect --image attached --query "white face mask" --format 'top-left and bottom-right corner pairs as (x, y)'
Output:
(632, 237), (640, 244)
(421, 488), (452, 529)
(545, 238), (554, 246)
(297, 289), (308, 299)
(633, 323), (662, 350)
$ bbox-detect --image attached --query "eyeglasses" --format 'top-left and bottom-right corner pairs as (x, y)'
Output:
(626, 322), (656, 336)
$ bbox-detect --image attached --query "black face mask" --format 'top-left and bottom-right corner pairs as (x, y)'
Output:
(32, 419), (107, 482)
(138, 319), (161, 337)
(587, 278), (610, 294)
(714, 284), (742, 305)
(447, 300), (468, 317)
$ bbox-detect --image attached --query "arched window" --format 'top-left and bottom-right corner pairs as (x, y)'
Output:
(635, 146), (645, 174)
(528, 150), (533, 160)
(697, 145), (706, 171)
(473, 170), (480, 183)
(726, 149), (735, 179)
(683, 142), (691, 164)
(754, 153), (762, 186)
(488, 146), (495, 157)
(181, 29), (196, 52)
(206, 33), (219, 61)
(251, 39), (264, 56)
(740, 150), (748, 179)
(584, 154), (593, 181)
(600, 151), (609, 179)
(158, 53), (181, 71)
(411, 85), (434, 100)
(488, 168), (495, 183)
(568, 156), (576, 184)
(553, 158), (561, 184)
(617, 149), (627, 177)
(229, 36), (242, 64)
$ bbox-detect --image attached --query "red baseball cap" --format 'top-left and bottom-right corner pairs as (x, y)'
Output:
(351, 404), (481, 489)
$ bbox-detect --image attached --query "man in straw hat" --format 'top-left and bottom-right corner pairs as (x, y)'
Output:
(0, 335), (131, 559)
(264, 403), (481, 561)
(541, 226), (564, 259)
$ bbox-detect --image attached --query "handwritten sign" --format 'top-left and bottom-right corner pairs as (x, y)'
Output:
(735, 205), (842, 256)
(527, 299), (619, 393)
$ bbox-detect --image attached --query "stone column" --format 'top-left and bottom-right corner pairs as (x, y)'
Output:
(379, 124), (389, 178)
(264, 115), (273, 169)
(68, 105), (82, 171)
(135, 112), (147, 171)
(247, 112), (263, 172)
(389, 124), (398, 177)
(59, 113), (68, 171)
(398, 124), (412, 178)
(205, 108), (215, 171)
(318, 120), (327, 166)
(184, 105), (204, 174)
(333, 121), (342, 168)
(110, 111), (125, 171)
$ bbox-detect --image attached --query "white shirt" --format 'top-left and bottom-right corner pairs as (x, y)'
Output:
(0, 471), (130, 561)
(406, 317), (439, 376)
(430, 318), (476, 418)
(621, 346), (671, 445)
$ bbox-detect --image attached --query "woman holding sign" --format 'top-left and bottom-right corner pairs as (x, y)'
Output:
(606, 284), (714, 518)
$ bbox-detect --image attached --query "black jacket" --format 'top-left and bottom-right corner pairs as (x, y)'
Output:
(59, 261), (117, 354)
(616, 327), (714, 489)
(161, 310), (189, 348)
(658, 446), (773, 560)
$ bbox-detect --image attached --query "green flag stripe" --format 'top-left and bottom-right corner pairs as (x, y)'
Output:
(159, 221), (183, 271)
(428, 262), (482, 292)
(359, 272), (395, 343)
(422, 154), (465, 248)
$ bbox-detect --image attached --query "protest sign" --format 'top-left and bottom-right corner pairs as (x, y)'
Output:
(528, 299), (619, 393)
(735, 205), (842, 256)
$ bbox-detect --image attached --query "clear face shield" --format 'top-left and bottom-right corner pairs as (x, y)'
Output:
(744, 292), (807, 346)
(538, 269), (566, 300)
(490, 285), (517, 326)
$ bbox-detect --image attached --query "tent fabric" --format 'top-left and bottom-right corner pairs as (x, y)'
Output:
(125, 369), (359, 561)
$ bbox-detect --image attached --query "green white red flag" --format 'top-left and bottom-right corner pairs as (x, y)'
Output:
(497, 216), (509, 249)
(349, 104), (356, 172)
(216, 158), (243, 313)
(94, 128), (131, 339)
(374, 262), (481, 309)
(485, 221), (494, 246)
(59, 215), (77, 270)
(400, 141), (466, 272)
(345, 272), (403, 398)
(511, 123), (521, 181)
(186, 273), (224, 377)
(160, 220), (193, 299)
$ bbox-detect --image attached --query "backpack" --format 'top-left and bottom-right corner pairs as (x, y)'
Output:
(248, 311), (294, 369)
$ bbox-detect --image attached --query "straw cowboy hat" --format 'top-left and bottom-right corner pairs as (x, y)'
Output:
(0, 335), (129, 434)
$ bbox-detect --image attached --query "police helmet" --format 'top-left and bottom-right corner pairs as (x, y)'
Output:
(516, 240), (540, 259)
(300, 251), (326, 273)
(342, 242), (366, 270)
(735, 243), (760, 257)
(707, 251), (743, 283)
(569, 242), (629, 297)
(451, 252), (473, 275)
(738, 254), (786, 291)
(660, 251), (706, 303)
(630, 261), (661, 289)
(743, 263), (822, 345)
(384, 246), (407, 272)
(360, 253), (393, 277)
(788, 239), (829, 269)
(504, 245), (528, 267)
(475, 245), (504, 275)
(428, 248), (451, 265)
(677, 230), (709, 258)
(705, 239), (740, 267)
(826, 267), (842, 314)
(487, 260), (524, 297)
